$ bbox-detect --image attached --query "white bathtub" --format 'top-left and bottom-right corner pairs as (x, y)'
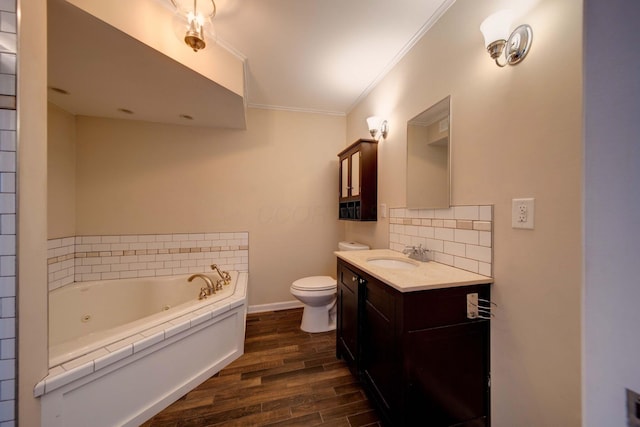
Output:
(36, 271), (248, 427)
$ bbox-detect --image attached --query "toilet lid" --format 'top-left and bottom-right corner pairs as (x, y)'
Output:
(291, 276), (336, 291)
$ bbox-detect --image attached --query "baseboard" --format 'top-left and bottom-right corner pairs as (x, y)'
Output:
(248, 300), (304, 314)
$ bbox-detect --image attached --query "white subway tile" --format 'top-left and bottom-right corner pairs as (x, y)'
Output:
(454, 229), (479, 245)
(434, 208), (454, 219)
(425, 239), (444, 253)
(0, 298), (13, 318)
(479, 205), (493, 221)
(133, 332), (163, 353)
(434, 228), (454, 241)
(433, 252), (454, 266)
(120, 235), (139, 243)
(454, 205), (479, 220)
(80, 236), (101, 244)
(479, 231), (492, 248)
(0, 338), (13, 359)
(454, 257), (479, 273)
(0, 214), (13, 235)
(443, 241), (465, 257)
(466, 245), (492, 263)
(94, 345), (132, 371)
(479, 262), (492, 277)
(100, 236), (120, 244)
(1, 378), (14, 400)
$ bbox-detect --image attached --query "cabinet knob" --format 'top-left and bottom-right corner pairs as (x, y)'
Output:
(351, 276), (357, 282)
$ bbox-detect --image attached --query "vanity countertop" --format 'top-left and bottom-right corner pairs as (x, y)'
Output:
(335, 249), (493, 293)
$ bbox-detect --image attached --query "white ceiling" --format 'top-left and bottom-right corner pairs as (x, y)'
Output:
(48, 0), (453, 127)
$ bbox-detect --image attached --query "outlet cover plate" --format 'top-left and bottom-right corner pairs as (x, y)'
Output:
(512, 198), (535, 229)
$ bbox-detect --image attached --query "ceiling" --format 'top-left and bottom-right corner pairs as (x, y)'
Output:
(48, 0), (454, 128)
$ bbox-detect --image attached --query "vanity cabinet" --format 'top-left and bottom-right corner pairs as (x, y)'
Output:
(336, 262), (362, 374)
(338, 139), (377, 221)
(336, 258), (491, 426)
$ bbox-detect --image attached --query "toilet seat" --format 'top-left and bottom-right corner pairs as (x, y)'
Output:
(291, 276), (336, 292)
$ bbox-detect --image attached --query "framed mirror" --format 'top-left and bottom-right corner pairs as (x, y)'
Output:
(406, 96), (451, 209)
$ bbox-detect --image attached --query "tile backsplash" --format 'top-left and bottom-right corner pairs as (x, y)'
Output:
(389, 205), (493, 276)
(47, 232), (249, 291)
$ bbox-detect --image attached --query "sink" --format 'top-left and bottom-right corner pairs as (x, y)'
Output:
(366, 257), (419, 270)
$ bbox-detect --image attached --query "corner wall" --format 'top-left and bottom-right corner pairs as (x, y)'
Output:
(60, 108), (345, 307)
(17, 0), (48, 425)
(583, 0), (640, 424)
(345, 0), (583, 424)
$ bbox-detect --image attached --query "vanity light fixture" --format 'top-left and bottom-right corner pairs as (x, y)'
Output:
(171, 0), (216, 52)
(366, 116), (389, 140)
(480, 10), (532, 67)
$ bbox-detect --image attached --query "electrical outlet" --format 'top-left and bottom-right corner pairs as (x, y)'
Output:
(628, 388), (640, 427)
(512, 198), (535, 229)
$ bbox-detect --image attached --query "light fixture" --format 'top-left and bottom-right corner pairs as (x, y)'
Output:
(171, 0), (216, 52)
(366, 116), (389, 140)
(480, 10), (532, 67)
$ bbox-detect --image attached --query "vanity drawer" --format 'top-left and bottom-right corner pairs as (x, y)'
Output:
(402, 284), (491, 331)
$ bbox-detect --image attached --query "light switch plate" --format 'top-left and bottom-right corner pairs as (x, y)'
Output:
(512, 198), (535, 229)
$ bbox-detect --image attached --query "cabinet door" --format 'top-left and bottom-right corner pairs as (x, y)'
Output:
(350, 151), (360, 197)
(337, 264), (360, 371)
(340, 157), (349, 199)
(404, 321), (490, 426)
(361, 278), (397, 417)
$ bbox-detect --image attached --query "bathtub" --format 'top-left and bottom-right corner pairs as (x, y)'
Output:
(36, 271), (248, 427)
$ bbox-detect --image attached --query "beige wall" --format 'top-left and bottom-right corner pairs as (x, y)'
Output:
(48, 103), (76, 238)
(346, 0), (583, 425)
(17, 0), (48, 424)
(64, 108), (345, 305)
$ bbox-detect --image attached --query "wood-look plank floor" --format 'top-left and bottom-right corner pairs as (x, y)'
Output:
(142, 308), (381, 426)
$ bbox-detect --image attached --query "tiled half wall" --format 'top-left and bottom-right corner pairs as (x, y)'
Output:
(389, 205), (493, 276)
(47, 232), (249, 291)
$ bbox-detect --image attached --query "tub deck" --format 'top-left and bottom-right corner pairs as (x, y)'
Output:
(36, 272), (248, 427)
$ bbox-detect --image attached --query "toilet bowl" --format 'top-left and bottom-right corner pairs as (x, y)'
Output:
(291, 241), (369, 333)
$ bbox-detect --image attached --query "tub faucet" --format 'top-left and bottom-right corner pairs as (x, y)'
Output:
(188, 273), (216, 296)
(210, 264), (231, 286)
(403, 244), (430, 262)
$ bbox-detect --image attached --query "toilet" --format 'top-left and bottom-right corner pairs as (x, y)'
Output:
(291, 241), (369, 333)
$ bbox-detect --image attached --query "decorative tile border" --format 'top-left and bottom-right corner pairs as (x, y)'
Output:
(47, 232), (249, 291)
(389, 205), (493, 276)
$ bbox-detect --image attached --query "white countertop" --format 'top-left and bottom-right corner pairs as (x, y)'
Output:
(335, 249), (493, 292)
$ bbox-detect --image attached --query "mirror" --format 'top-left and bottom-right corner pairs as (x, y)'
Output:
(406, 96), (451, 208)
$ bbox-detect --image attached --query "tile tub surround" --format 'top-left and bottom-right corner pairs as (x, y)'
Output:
(389, 205), (493, 276)
(47, 232), (249, 291)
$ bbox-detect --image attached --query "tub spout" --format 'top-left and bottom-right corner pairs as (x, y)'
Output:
(188, 274), (215, 296)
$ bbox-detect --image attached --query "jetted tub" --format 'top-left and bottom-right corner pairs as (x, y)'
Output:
(36, 270), (248, 427)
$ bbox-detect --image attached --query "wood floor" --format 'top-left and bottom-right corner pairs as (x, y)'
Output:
(142, 308), (381, 426)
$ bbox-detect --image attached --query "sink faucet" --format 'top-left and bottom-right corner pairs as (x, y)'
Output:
(403, 244), (430, 262)
(188, 273), (216, 297)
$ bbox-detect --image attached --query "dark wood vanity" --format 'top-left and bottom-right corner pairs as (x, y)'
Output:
(336, 257), (492, 426)
(338, 139), (377, 221)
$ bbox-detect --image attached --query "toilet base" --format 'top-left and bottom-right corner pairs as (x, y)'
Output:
(300, 304), (336, 333)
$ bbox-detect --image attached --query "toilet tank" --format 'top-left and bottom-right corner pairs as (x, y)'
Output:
(338, 241), (369, 251)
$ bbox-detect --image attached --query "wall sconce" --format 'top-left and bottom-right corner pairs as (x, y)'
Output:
(367, 116), (389, 140)
(480, 10), (532, 67)
(171, 0), (216, 52)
